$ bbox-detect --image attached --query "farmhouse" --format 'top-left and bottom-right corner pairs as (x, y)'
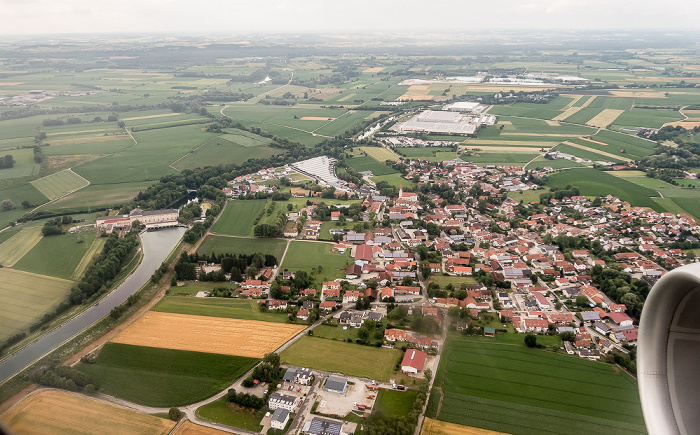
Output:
(271, 408), (290, 430)
(325, 375), (348, 394)
(401, 349), (427, 374)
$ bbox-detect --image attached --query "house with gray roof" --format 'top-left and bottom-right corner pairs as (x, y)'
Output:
(271, 408), (290, 430)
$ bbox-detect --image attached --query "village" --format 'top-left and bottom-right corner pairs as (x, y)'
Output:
(192, 150), (700, 372)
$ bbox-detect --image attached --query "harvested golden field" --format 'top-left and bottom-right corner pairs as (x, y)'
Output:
(585, 109), (625, 128)
(174, 421), (231, 435)
(561, 141), (632, 162)
(609, 90), (668, 98)
(363, 67), (385, 73)
(112, 311), (306, 358)
(408, 84), (430, 91)
(609, 170), (647, 177)
(122, 112), (182, 121)
(398, 94), (436, 101)
(421, 418), (508, 435)
(552, 106), (583, 121)
(579, 137), (609, 146)
(0, 390), (175, 435)
(664, 121), (700, 129)
(300, 116), (336, 121)
(545, 120), (560, 126)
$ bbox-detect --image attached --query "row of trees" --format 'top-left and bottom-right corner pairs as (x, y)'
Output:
(69, 231), (140, 305)
(33, 364), (99, 394)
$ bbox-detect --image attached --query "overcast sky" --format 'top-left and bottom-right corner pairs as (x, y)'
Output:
(0, 0), (697, 36)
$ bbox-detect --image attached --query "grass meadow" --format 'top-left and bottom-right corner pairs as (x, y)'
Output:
(281, 336), (401, 382)
(211, 199), (267, 236)
(346, 156), (398, 176)
(77, 342), (258, 407)
(426, 333), (646, 435)
(280, 241), (350, 282)
(196, 397), (264, 432)
(373, 388), (418, 417)
(14, 232), (94, 280)
(196, 235), (287, 259)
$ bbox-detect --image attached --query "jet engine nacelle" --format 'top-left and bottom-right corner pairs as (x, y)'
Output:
(638, 263), (700, 434)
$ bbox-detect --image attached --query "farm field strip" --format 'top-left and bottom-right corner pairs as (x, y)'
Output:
(72, 235), (106, 279)
(152, 297), (290, 323)
(552, 106), (583, 121)
(560, 141), (632, 162)
(111, 311), (305, 358)
(30, 169), (90, 200)
(0, 226), (42, 267)
(585, 109), (626, 128)
(0, 390), (176, 435)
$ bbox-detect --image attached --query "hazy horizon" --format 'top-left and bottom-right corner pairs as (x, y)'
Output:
(0, 0), (698, 36)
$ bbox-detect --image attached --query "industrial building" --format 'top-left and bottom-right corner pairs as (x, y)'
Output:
(397, 110), (495, 136)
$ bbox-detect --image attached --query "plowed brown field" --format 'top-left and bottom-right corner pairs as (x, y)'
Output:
(111, 311), (305, 358)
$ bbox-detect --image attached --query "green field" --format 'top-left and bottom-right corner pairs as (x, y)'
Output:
(546, 168), (662, 210)
(671, 197), (700, 220)
(280, 241), (350, 282)
(281, 336), (400, 382)
(395, 147), (459, 159)
(0, 184), (49, 228)
(172, 132), (279, 171)
(152, 297), (290, 323)
(427, 334), (646, 435)
(30, 170), (89, 201)
(73, 124), (218, 185)
(41, 181), (156, 212)
(427, 275), (478, 288)
(196, 397), (264, 432)
(77, 343), (258, 407)
(0, 226), (43, 267)
(371, 173), (417, 189)
(211, 200), (267, 236)
(14, 232), (94, 280)
(465, 152), (540, 165)
(197, 235), (287, 259)
(346, 156), (398, 176)
(373, 388), (418, 417)
(0, 268), (73, 343)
